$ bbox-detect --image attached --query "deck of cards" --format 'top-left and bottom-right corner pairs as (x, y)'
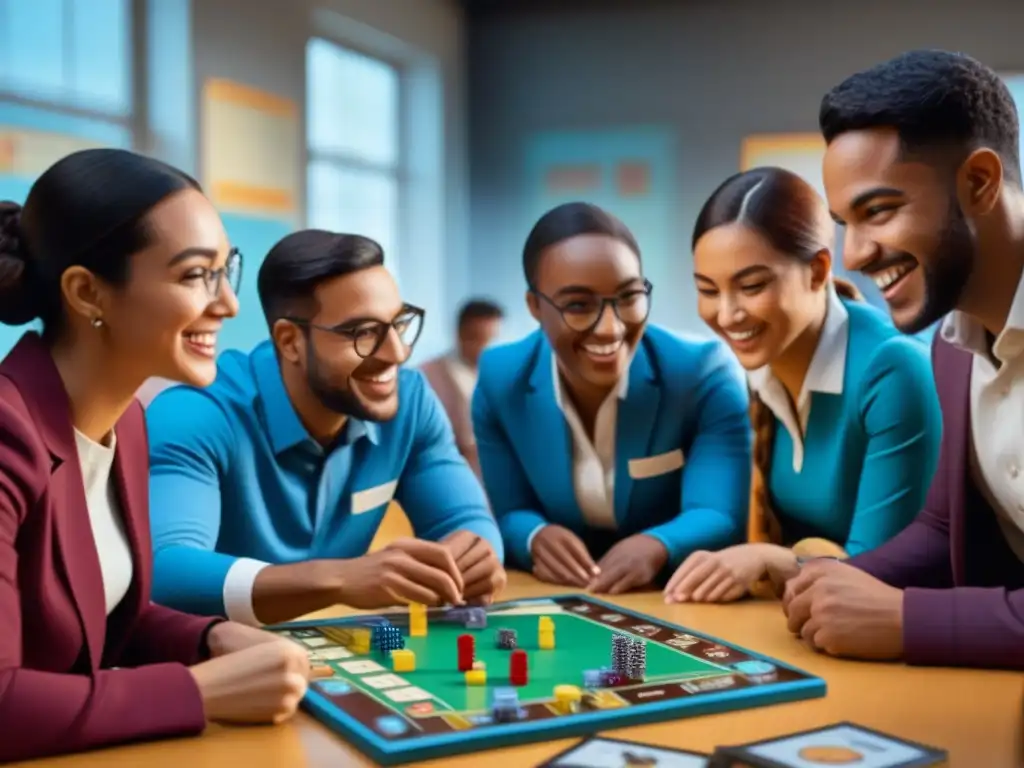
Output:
(708, 722), (947, 767)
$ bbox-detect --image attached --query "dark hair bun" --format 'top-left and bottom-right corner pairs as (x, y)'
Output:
(0, 201), (40, 326)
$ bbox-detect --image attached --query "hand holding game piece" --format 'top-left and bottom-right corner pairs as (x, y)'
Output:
(782, 559), (905, 660)
(337, 538), (466, 608)
(442, 531), (508, 604)
(530, 525), (600, 587)
(664, 544), (798, 604)
(188, 638), (332, 725)
(589, 534), (668, 594)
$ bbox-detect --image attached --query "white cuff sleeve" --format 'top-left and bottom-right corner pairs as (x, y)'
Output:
(222, 557), (271, 626)
(525, 523), (547, 558)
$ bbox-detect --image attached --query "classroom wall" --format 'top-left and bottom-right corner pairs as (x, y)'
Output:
(466, 0), (1024, 339)
(192, 0), (470, 361)
(0, 0), (468, 362)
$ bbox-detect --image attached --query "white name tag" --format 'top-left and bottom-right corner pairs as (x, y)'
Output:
(628, 449), (684, 480)
(351, 480), (398, 515)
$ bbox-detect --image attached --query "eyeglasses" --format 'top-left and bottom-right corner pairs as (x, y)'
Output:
(531, 279), (653, 333)
(287, 304), (426, 358)
(201, 247), (243, 298)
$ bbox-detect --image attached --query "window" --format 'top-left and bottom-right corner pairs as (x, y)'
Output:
(0, 0), (131, 117)
(306, 38), (401, 280)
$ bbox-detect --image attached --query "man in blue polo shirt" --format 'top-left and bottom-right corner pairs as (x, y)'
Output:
(146, 230), (505, 626)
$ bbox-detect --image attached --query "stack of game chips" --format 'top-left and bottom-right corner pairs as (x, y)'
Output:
(496, 627), (517, 649)
(372, 624), (405, 654)
(491, 687), (521, 722)
(611, 632), (630, 672)
(626, 637), (646, 681)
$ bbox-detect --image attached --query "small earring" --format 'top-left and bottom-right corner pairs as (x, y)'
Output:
(91, 317), (103, 328)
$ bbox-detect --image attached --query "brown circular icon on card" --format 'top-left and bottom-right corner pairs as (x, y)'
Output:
(797, 745), (864, 764)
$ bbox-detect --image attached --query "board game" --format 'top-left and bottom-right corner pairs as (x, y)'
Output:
(269, 595), (826, 766)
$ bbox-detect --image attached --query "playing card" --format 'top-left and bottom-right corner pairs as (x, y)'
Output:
(538, 736), (708, 767)
(709, 722), (947, 768)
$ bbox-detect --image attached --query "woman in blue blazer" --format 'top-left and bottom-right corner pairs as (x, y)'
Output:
(665, 167), (942, 603)
(472, 202), (752, 593)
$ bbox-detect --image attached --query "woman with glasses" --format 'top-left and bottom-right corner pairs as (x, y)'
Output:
(472, 202), (752, 593)
(664, 167), (941, 604)
(0, 149), (327, 763)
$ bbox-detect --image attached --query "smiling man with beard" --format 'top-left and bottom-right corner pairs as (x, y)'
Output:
(144, 230), (505, 625)
(782, 50), (1024, 669)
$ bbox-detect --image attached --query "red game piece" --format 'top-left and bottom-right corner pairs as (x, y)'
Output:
(509, 648), (528, 685)
(457, 634), (475, 671)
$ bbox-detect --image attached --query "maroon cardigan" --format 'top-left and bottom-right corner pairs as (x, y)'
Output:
(0, 333), (218, 761)
(851, 333), (1024, 668)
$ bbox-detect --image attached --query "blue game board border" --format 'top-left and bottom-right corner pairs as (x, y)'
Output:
(269, 593), (827, 766)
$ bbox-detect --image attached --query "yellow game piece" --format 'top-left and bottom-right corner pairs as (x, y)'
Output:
(539, 628), (555, 650)
(553, 684), (582, 714)
(391, 648), (416, 672)
(465, 669), (487, 685)
(472, 660), (486, 671)
(538, 616), (554, 631)
(410, 603), (427, 637)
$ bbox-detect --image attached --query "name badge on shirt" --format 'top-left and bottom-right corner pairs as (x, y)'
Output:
(628, 449), (684, 480)
(351, 480), (399, 515)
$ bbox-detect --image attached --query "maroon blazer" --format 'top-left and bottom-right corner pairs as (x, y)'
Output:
(0, 334), (220, 762)
(420, 355), (481, 477)
(851, 333), (1024, 669)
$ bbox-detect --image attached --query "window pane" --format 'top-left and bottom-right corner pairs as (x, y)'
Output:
(0, 0), (66, 100)
(70, 0), (130, 114)
(307, 38), (398, 167)
(307, 160), (399, 279)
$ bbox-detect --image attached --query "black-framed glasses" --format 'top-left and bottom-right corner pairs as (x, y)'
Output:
(203, 247), (243, 298)
(287, 303), (426, 358)
(531, 278), (653, 333)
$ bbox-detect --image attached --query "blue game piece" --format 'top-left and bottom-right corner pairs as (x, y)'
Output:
(374, 715), (409, 736)
(491, 687), (521, 723)
(371, 624), (405, 654)
(465, 607), (487, 628)
(582, 669), (603, 688)
(732, 660), (777, 676)
(316, 680), (352, 696)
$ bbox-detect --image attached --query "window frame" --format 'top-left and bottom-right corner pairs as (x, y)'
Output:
(304, 35), (405, 281)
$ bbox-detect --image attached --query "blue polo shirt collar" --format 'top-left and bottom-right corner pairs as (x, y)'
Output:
(250, 340), (379, 454)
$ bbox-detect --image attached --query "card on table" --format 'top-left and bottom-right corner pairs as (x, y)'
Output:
(708, 722), (947, 768)
(538, 735), (709, 767)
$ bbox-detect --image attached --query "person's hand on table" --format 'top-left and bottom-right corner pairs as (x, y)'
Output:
(589, 534), (668, 594)
(335, 538), (466, 609)
(206, 620), (295, 657)
(782, 558), (905, 660)
(190, 639), (333, 725)
(530, 525), (600, 587)
(663, 543), (798, 603)
(441, 530), (507, 605)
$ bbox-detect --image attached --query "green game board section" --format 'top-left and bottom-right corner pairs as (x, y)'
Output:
(338, 609), (726, 715)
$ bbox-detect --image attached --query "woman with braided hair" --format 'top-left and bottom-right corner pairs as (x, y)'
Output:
(664, 167), (941, 604)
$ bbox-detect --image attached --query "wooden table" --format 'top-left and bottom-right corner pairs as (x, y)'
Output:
(18, 573), (1022, 767)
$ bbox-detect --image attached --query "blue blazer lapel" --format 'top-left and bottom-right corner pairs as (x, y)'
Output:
(526, 343), (585, 526)
(614, 342), (661, 524)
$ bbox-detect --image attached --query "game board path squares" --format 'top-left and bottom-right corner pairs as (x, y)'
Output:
(362, 674), (410, 690)
(268, 596), (825, 763)
(558, 596), (753, 665)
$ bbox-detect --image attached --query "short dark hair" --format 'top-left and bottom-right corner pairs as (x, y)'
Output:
(257, 230), (384, 326)
(0, 148), (200, 334)
(820, 49), (1021, 184)
(457, 299), (503, 331)
(522, 201), (640, 286)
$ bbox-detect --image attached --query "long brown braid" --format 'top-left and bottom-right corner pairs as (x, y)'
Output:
(746, 276), (862, 545)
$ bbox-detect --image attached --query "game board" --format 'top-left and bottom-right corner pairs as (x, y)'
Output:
(268, 595), (825, 766)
